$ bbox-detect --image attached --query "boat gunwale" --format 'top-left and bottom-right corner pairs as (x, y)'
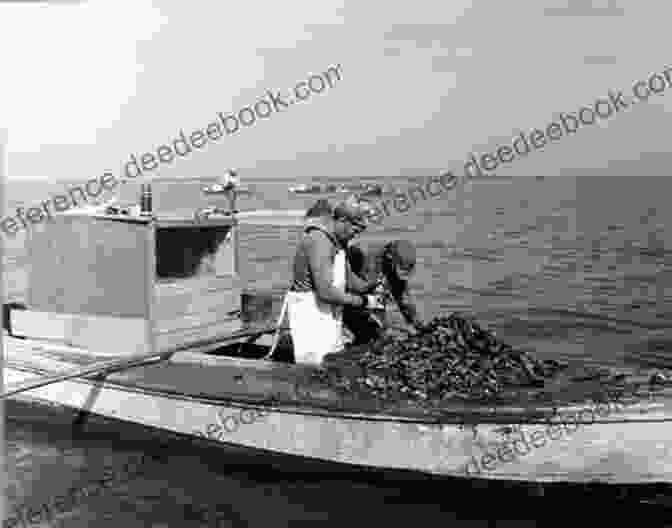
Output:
(7, 357), (672, 426)
(7, 334), (672, 425)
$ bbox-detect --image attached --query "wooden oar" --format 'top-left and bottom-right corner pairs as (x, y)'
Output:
(1, 323), (279, 400)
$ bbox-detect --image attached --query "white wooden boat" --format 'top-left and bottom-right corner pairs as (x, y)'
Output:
(3, 175), (672, 486)
(6, 328), (672, 484)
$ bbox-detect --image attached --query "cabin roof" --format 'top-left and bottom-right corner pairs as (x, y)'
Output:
(57, 206), (238, 227)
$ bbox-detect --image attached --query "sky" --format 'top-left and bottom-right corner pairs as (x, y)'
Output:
(1, 0), (671, 180)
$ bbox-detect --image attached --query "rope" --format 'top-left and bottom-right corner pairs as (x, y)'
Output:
(263, 295), (289, 360)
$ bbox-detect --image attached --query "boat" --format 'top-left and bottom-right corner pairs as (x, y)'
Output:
(3, 176), (672, 486)
(203, 183), (252, 196)
(358, 183), (383, 197)
(334, 183), (383, 196)
(288, 183), (323, 194)
(288, 182), (383, 196)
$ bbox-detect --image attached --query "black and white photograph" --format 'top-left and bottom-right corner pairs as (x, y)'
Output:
(1, 0), (672, 526)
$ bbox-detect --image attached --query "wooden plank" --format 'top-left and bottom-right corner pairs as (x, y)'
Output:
(153, 288), (241, 320)
(11, 310), (149, 356)
(154, 273), (242, 324)
(155, 318), (243, 351)
(155, 310), (241, 333)
(155, 275), (241, 297)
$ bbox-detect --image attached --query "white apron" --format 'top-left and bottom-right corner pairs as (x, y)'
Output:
(286, 249), (347, 365)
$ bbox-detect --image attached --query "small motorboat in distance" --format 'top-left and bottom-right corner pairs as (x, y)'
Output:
(358, 183), (383, 197)
(203, 169), (242, 195)
(289, 181), (383, 196)
(288, 183), (323, 194)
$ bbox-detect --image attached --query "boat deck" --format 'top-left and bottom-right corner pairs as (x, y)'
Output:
(6, 333), (672, 424)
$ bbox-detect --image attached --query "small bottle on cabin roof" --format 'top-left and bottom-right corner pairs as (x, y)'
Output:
(140, 183), (153, 217)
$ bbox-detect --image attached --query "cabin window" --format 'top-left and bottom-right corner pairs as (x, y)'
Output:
(155, 226), (235, 279)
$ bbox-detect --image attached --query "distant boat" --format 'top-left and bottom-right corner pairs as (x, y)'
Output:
(358, 184), (383, 197)
(289, 182), (383, 196)
(289, 184), (323, 194)
(202, 171), (251, 195)
(203, 183), (232, 194)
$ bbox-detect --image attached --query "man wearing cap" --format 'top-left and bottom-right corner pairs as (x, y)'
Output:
(285, 199), (385, 364)
(343, 239), (423, 345)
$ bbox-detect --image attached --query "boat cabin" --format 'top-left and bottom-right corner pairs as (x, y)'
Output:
(8, 177), (290, 358)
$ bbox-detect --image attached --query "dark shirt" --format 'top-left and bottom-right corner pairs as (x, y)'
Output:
(345, 243), (421, 327)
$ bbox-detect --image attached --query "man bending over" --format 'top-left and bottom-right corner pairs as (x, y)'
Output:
(344, 239), (423, 346)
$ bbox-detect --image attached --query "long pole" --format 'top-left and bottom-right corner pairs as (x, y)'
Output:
(2, 351), (171, 399)
(0, 322), (279, 400)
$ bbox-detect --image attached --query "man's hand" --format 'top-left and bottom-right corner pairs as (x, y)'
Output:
(404, 325), (418, 336)
(388, 323), (418, 336)
(412, 320), (427, 333)
(363, 294), (385, 310)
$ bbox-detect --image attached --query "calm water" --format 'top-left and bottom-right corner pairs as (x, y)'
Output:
(3, 176), (672, 525)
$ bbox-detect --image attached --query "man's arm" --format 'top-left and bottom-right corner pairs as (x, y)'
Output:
(345, 245), (378, 294)
(388, 278), (422, 327)
(347, 265), (377, 294)
(307, 231), (365, 307)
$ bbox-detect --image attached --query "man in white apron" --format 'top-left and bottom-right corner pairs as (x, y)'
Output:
(282, 200), (384, 365)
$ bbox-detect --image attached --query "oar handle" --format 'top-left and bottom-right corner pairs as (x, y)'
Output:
(1, 352), (171, 400)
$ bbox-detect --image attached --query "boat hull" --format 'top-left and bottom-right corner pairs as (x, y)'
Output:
(5, 349), (672, 485)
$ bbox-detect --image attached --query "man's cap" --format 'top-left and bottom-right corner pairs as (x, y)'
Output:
(304, 198), (333, 218)
(333, 197), (369, 228)
(384, 240), (416, 268)
(221, 169), (239, 188)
